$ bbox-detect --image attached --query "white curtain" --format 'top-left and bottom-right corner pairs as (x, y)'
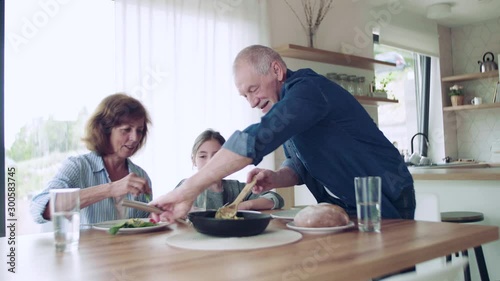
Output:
(114, 0), (273, 196)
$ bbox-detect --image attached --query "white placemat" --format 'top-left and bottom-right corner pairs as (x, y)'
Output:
(165, 229), (302, 251)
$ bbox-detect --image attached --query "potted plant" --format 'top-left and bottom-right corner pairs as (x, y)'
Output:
(284, 0), (334, 49)
(372, 73), (394, 98)
(448, 84), (464, 106)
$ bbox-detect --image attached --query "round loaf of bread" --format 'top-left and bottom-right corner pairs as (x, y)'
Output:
(293, 203), (349, 228)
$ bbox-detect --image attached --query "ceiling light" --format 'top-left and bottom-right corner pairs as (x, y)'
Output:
(426, 3), (452, 19)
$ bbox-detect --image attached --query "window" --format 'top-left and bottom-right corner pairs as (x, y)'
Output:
(374, 44), (418, 156)
(5, 0), (268, 235)
(5, 0), (115, 234)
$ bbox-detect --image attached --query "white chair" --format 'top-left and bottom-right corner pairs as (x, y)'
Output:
(414, 192), (446, 273)
(414, 192), (440, 222)
(381, 257), (468, 281)
(374, 192), (445, 281)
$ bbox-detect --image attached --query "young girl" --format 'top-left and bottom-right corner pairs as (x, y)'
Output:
(178, 129), (284, 210)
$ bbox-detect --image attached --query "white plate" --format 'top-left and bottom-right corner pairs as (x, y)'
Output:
(271, 209), (300, 220)
(192, 210), (262, 214)
(286, 221), (355, 234)
(92, 218), (171, 234)
(238, 210), (262, 214)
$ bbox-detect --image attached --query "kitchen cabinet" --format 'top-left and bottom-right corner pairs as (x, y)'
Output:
(274, 44), (398, 106)
(441, 70), (500, 111)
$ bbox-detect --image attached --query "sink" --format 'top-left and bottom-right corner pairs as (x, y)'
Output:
(409, 162), (490, 169)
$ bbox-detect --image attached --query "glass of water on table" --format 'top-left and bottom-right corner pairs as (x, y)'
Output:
(50, 189), (80, 252)
(354, 176), (381, 232)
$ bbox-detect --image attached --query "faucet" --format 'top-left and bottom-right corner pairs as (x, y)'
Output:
(410, 133), (430, 156)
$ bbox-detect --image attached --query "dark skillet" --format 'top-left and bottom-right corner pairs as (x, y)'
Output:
(188, 210), (271, 237)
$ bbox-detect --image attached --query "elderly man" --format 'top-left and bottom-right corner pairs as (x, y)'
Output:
(151, 45), (415, 222)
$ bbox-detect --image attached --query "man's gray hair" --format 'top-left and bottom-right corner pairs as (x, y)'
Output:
(233, 45), (287, 75)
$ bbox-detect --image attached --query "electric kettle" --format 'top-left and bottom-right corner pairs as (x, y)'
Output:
(478, 52), (498, 73)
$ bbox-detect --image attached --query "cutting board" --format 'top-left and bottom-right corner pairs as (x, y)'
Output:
(165, 229), (302, 251)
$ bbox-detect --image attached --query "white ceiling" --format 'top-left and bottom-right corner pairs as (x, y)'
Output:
(367, 0), (500, 27)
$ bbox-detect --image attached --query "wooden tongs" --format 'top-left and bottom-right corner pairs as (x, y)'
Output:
(122, 199), (163, 214)
(122, 199), (190, 225)
(215, 177), (257, 219)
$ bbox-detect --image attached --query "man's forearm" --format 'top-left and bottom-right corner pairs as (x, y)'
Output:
(189, 148), (253, 194)
(275, 167), (299, 187)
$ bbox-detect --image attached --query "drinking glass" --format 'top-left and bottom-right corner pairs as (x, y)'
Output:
(191, 189), (208, 212)
(50, 189), (80, 252)
(347, 75), (356, 95)
(356, 76), (366, 96)
(354, 176), (381, 232)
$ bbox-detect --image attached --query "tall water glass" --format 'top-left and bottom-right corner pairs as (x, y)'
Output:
(356, 76), (366, 96)
(354, 176), (381, 232)
(191, 189), (208, 212)
(50, 189), (80, 252)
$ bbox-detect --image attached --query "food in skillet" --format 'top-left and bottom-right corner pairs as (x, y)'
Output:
(215, 213), (243, 220)
(293, 203), (349, 228)
(108, 218), (158, 235)
(214, 178), (257, 219)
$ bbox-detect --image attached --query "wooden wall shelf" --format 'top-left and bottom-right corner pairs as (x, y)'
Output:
(274, 44), (396, 71)
(443, 103), (500, 111)
(442, 70), (499, 83)
(355, 96), (398, 106)
(273, 44), (398, 106)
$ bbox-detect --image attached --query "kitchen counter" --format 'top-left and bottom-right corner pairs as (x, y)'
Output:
(409, 165), (500, 181)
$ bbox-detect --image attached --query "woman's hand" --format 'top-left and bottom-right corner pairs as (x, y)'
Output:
(110, 172), (151, 198)
(78, 172), (152, 211)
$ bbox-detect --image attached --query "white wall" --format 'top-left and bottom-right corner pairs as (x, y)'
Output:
(269, 1), (440, 58)
(435, 22), (500, 162)
(376, 7), (439, 57)
(451, 19), (500, 162)
(269, 0), (373, 58)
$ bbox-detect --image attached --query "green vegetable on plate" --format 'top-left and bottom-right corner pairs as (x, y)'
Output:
(108, 218), (157, 235)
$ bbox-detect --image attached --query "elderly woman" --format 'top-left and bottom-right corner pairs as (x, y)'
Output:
(30, 93), (153, 226)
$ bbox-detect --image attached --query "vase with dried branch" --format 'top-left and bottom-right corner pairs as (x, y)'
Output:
(284, 0), (334, 49)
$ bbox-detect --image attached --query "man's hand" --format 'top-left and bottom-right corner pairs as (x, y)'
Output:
(248, 167), (299, 194)
(247, 168), (280, 194)
(149, 184), (197, 223)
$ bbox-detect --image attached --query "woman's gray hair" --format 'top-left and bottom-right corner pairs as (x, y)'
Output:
(233, 45), (287, 75)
